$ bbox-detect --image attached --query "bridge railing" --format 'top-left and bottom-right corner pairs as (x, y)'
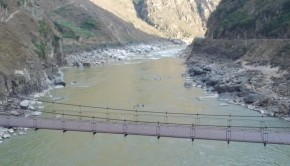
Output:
(20, 98), (290, 132)
(33, 107), (290, 132)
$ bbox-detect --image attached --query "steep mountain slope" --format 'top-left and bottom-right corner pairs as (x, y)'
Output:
(0, 0), (65, 100)
(206, 0), (290, 39)
(48, 0), (166, 53)
(185, 0), (290, 116)
(0, 0), (164, 100)
(133, 0), (221, 40)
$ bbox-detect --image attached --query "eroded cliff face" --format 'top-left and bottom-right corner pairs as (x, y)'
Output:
(0, 0), (65, 100)
(134, 0), (220, 40)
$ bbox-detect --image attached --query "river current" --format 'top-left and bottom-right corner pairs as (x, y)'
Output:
(1, 47), (290, 166)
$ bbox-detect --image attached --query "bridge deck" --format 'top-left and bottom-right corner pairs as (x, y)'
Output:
(1, 115), (290, 145)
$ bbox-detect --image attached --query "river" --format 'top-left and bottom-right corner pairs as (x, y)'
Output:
(1, 47), (290, 166)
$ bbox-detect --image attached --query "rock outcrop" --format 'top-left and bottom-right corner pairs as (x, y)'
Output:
(134, 0), (221, 40)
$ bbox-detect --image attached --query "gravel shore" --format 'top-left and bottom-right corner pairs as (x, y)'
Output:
(183, 47), (290, 118)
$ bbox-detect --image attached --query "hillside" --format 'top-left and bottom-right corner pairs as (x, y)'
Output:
(185, 0), (290, 116)
(0, 0), (164, 100)
(206, 0), (290, 39)
(47, 0), (167, 53)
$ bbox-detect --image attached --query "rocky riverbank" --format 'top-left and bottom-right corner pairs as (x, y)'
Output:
(0, 97), (46, 143)
(66, 41), (184, 67)
(183, 41), (290, 118)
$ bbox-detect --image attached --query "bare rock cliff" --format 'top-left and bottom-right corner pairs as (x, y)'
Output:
(134, 0), (220, 40)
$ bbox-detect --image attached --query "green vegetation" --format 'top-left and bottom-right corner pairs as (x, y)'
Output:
(208, 0), (290, 39)
(52, 5), (97, 39)
(80, 19), (98, 31)
(39, 20), (48, 38)
(260, 1), (290, 37)
(33, 41), (46, 59)
(221, 11), (255, 29)
(54, 20), (95, 39)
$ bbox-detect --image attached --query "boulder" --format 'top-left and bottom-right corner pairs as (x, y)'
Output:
(184, 82), (192, 88)
(54, 81), (66, 87)
(8, 129), (14, 133)
(214, 84), (228, 93)
(11, 111), (20, 116)
(243, 94), (263, 104)
(83, 62), (91, 67)
(73, 61), (80, 68)
(18, 131), (26, 135)
(214, 83), (240, 93)
(19, 100), (30, 110)
(205, 76), (220, 86)
(2, 133), (10, 139)
(202, 65), (212, 71)
(189, 66), (205, 75)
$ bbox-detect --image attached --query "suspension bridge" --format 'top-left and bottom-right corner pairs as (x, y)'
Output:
(1, 99), (290, 146)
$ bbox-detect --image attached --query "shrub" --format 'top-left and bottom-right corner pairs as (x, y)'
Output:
(80, 19), (97, 30)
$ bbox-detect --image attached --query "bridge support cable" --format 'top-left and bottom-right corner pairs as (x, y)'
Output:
(123, 119), (128, 137)
(226, 115), (232, 144)
(5, 114), (11, 129)
(260, 116), (265, 131)
(62, 113), (67, 133)
(195, 113), (200, 126)
(21, 97), (276, 119)
(190, 123), (195, 142)
(164, 112), (168, 124)
(156, 122), (161, 140)
(33, 117), (39, 131)
(262, 126), (268, 146)
(91, 116), (97, 135)
(106, 107), (110, 121)
(134, 110), (139, 122)
(52, 102), (55, 118)
(78, 105), (82, 120)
